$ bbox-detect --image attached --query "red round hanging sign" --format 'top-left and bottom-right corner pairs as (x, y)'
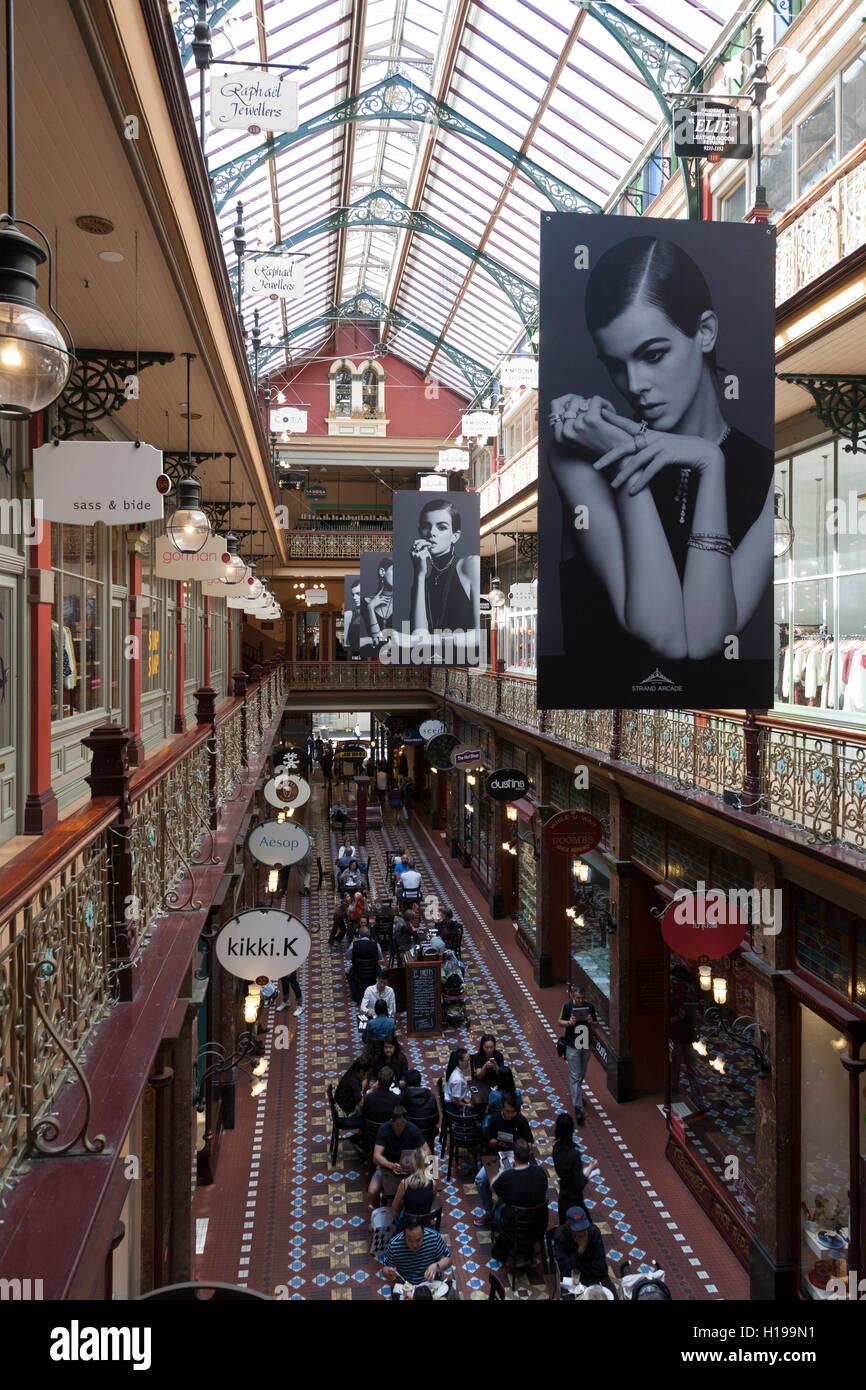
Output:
(659, 891), (747, 961)
(544, 810), (603, 856)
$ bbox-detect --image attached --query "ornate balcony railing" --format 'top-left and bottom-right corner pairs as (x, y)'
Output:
(285, 660), (432, 690)
(286, 530), (393, 560)
(478, 442), (537, 519)
(0, 661), (287, 1197)
(775, 148), (866, 305)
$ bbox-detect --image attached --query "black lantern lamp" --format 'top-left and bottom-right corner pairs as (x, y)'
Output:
(244, 505), (263, 600)
(0, 0), (74, 417)
(233, 201), (246, 336)
(168, 353), (211, 552)
(220, 452), (246, 582)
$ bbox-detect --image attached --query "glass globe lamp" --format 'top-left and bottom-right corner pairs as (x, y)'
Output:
(773, 489), (794, 558)
(167, 474), (210, 553)
(0, 226), (74, 418)
(220, 530), (246, 583)
(487, 577), (507, 608)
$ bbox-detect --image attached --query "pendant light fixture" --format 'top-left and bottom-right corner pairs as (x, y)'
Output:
(773, 487), (794, 558)
(168, 353), (211, 552)
(220, 452), (246, 582)
(245, 503), (263, 600)
(0, 0), (75, 417)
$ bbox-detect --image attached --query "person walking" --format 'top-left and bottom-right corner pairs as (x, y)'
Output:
(277, 971), (304, 1018)
(375, 762), (389, 809)
(557, 982), (598, 1125)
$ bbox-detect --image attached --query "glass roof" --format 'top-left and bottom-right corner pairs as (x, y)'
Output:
(177, 0), (746, 399)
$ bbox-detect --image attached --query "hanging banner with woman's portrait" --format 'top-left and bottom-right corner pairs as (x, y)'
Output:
(537, 214), (776, 710)
(390, 490), (481, 666)
(343, 573), (362, 658)
(359, 551), (393, 658)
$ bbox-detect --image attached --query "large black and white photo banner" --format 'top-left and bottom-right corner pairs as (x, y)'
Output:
(359, 551), (393, 658)
(537, 214), (776, 710)
(343, 572), (362, 658)
(390, 490), (481, 666)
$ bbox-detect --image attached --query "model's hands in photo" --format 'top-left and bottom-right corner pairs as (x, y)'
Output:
(549, 394), (639, 459)
(411, 538), (433, 577)
(593, 431), (725, 495)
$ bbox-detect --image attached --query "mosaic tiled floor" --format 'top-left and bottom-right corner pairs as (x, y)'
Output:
(194, 779), (748, 1300)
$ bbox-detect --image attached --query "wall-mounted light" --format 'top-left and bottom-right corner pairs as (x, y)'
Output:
(252, 1057), (268, 1077)
(267, 867), (279, 893)
(466, 774), (476, 786)
(710, 1056), (725, 1075)
(251, 1079), (268, 1098)
(692, 1038), (708, 1057)
(712, 977), (727, 1005)
(572, 859), (590, 883)
(244, 985), (261, 1024)
(698, 963), (712, 991)
(506, 805), (518, 822)
(464, 802), (473, 813)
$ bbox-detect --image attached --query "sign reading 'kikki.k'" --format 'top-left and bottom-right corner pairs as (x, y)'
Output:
(216, 909), (312, 981)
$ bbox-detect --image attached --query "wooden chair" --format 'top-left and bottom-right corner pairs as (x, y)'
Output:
(349, 953), (380, 1004)
(326, 1084), (362, 1166)
(500, 1205), (551, 1290)
(436, 1077), (452, 1153)
(420, 1204), (443, 1232)
(545, 1228), (562, 1300)
(446, 1112), (481, 1181)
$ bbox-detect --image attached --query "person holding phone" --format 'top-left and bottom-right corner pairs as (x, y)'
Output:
(369, 1107), (431, 1205)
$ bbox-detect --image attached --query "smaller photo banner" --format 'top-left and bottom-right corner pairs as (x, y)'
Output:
(343, 573), (362, 656)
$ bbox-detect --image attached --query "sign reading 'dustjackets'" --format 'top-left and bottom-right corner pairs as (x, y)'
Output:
(249, 255), (305, 301)
(34, 441), (166, 524)
(270, 407), (308, 434)
(461, 411), (497, 439)
(247, 819), (311, 867)
(215, 909), (311, 981)
(209, 70), (299, 133)
(500, 357), (539, 390)
(486, 768), (529, 801)
(154, 535), (232, 581)
(545, 811), (603, 856)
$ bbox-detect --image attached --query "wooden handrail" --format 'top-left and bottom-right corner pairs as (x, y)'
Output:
(129, 723), (210, 803)
(0, 800), (118, 929)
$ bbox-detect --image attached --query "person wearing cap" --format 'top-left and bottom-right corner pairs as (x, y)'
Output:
(553, 1207), (609, 1286)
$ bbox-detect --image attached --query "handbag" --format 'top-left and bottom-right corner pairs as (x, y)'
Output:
(556, 1037), (567, 1059)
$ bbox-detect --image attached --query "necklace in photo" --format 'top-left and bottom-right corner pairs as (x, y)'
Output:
(675, 424), (731, 524)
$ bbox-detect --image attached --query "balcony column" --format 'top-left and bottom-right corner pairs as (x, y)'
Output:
(605, 782), (634, 1100)
(126, 550), (145, 766)
(447, 766), (461, 858)
(355, 774), (370, 848)
(532, 759), (556, 988)
(82, 722), (136, 1003)
(233, 670), (249, 765)
(320, 611), (330, 661)
(195, 685), (218, 829)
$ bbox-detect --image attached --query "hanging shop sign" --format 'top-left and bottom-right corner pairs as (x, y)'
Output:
(215, 909), (311, 981)
(338, 742), (368, 760)
(536, 213), (775, 711)
(270, 407), (308, 434)
(209, 69), (299, 133)
(154, 534), (232, 581)
(425, 732), (460, 770)
(420, 719), (446, 741)
(401, 728), (424, 746)
(486, 768), (530, 801)
(249, 255), (305, 301)
(659, 890), (748, 960)
(33, 441), (167, 524)
(247, 819), (311, 867)
(420, 473), (448, 492)
(305, 589), (327, 604)
(264, 774), (310, 809)
(544, 810), (604, 856)
(672, 102), (752, 161)
(509, 583), (536, 607)
(450, 743), (484, 769)
(305, 485), (327, 499)
(461, 411), (496, 439)
(500, 357), (539, 390)
(436, 448), (470, 473)
(201, 571), (250, 594)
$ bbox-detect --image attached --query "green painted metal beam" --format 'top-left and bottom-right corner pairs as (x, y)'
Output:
(210, 72), (601, 216)
(235, 188), (538, 333)
(175, 0), (244, 68)
(257, 289), (493, 398)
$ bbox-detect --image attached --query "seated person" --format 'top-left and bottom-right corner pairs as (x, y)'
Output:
(339, 859), (363, 893)
(362, 1067), (399, 1127)
(487, 1067), (522, 1117)
(395, 908), (420, 953)
(473, 1096), (534, 1227)
(472, 1034), (505, 1087)
(403, 1069), (441, 1130)
(391, 1148), (437, 1230)
(438, 908), (463, 951)
(553, 1207), (609, 1288)
(333, 1057), (370, 1127)
(365, 998), (397, 1052)
(368, 1036), (409, 1090)
(360, 970), (396, 1020)
(391, 853), (406, 885)
(396, 859), (422, 903)
(488, 1138), (549, 1253)
(331, 802), (349, 829)
(382, 1218), (451, 1292)
(442, 1048), (473, 1115)
(336, 841), (356, 869)
(369, 1106), (431, 1204)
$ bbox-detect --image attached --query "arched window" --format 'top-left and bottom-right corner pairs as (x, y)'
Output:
(335, 368), (352, 416)
(362, 368), (379, 418)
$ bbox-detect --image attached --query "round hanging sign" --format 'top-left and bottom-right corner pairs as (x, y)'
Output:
(215, 908), (311, 981)
(659, 891), (747, 961)
(264, 775), (310, 809)
(247, 819), (311, 867)
(420, 719), (446, 741)
(425, 732), (460, 770)
(450, 743), (484, 769)
(486, 768), (529, 802)
(544, 810), (604, 856)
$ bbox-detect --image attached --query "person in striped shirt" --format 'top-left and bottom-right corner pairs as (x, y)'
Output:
(382, 1219), (451, 1289)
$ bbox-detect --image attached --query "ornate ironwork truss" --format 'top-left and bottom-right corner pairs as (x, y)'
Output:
(54, 350), (175, 439)
(259, 287), (494, 399)
(209, 71), (601, 216)
(238, 189), (538, 335)
(777, 374), (866, 453)
(162, 451), (223, 485)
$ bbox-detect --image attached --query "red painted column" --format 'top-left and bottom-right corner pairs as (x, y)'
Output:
(127, 550), (145, 766)
(203, 595), (211, 687)
(174, 580), (185, 733)
(24, 414), (59, 833)
(355, 774), (370, 849)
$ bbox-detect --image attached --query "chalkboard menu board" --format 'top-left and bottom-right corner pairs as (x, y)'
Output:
(406, 959), (441, 1036)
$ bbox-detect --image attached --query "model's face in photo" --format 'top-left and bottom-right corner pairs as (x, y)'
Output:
(593, 300), (717, 434)
(352, 585), (360, 604)
(420, 510), (459, 555)
(380, 563), (393, 586)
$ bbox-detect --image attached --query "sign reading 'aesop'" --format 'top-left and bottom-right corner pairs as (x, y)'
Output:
(247, 819), (311, 867)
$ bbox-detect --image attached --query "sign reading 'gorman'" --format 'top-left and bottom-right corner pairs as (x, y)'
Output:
(154, 535), (232, 581)
(209, 70), (299, 133)
(216, 909), (312, 981)
(248, 255), (305, 301)
(247, 819), (311, 867)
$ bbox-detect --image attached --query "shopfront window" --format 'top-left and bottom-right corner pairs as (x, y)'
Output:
(362, 368), (379, 418)
(505, 604), (537, 673)
(799, 1007), (851, 1299)
(569, 855), (611, 1004)
(50, 524), (105, 720)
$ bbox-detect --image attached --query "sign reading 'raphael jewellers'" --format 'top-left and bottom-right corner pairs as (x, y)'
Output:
(248, 255), (305, 301)
(154, 535), (232, 581)
(216, 909), (311, 981)
(544, 810), (604, 856)
(247, 819), (311, 867)
(34, 441), (167, 524)
(209, 70), (299, 133)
